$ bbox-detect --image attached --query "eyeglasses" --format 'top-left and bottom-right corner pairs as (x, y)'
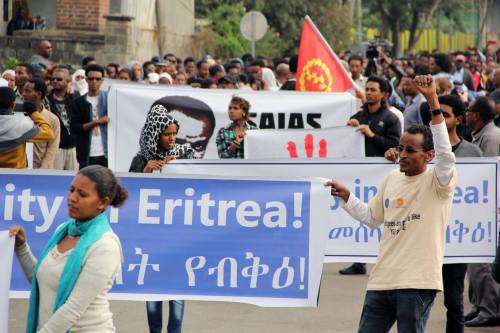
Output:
(396, 145), (425, 154)
(87, 77), (102, 81)
(50, 77), (64, 82)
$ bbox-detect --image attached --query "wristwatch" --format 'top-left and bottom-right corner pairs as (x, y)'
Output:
(431, 109), (442, 116)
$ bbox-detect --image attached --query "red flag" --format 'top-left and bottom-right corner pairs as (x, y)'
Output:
(296, 16), (354, 92)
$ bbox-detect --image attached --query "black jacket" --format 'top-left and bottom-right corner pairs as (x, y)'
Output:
(46, 93), (76, 149)
(129, 154), (147, 173)
(280, 79), (296, 91)
(493, 231), (500, 283)
(350, 104), (401, 157)
(69, 92), (108, 167)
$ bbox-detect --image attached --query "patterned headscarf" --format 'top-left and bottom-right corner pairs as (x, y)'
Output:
(139, 104), (194, 160)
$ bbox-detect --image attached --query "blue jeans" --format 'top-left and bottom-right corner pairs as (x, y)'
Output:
(146, 300), (185, 333)
(358, 289), (436, 333)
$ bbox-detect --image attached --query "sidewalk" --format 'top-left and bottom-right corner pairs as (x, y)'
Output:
(9, 263), (498, 332)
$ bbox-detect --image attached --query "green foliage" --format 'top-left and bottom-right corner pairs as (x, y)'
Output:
(207, 3), (248, 58)
(255, 29), (283, 59)
(197, 0), (353, 58)
(201, 1), (283, 59)
(440, 0), (470, 32)
(4, 57), (20, 70)
(261, 1), (309, 53)
(312, 4), (353, 52)
(261, 1), (353, 54)
(195, 0), (242, 17)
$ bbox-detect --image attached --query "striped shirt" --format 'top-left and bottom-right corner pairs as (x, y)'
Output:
(216, 122), (257, 159)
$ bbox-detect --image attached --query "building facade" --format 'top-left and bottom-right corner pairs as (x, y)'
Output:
(0, 0), (195, 68)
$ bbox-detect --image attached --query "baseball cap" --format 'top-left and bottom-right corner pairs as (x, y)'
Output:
(218, 75), (238, 85)
(455, 54), (466, 62)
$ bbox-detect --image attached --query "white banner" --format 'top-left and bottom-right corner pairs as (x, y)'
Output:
(0, 231), (14, 333)
(245, 126), (365, 159)
(164, 158), (500, 264)
(107, 83), (356, 171)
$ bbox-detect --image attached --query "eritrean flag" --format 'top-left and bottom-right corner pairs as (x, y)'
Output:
(296, 16), (354, 92)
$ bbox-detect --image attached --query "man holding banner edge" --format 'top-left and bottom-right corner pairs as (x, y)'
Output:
(326, 74), (456, 333)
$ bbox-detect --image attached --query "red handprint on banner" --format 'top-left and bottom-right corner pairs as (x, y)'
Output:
(287, 134), (327, 158)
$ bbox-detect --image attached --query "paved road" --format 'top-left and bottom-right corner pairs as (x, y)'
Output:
(9, 263), (498, 332)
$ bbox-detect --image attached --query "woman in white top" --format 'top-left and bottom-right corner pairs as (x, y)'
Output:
(9, 165), (128, 333)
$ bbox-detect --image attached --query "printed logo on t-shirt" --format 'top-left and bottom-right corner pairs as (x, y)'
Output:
(384, 213), (421, 236)
(384, 197), (406, 208)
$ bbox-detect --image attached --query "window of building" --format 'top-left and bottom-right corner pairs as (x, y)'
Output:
(3, 0), (8, 21)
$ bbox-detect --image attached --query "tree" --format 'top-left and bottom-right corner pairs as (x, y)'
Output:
(207, 3), (249, 58)
(195, 0), (243, 17)
(262, 0), (353, 54)
(196, 0), (353, 59)
(363, 0), (439, 55)
(364, 0), (473, 54)
(407, 0), (443, 51)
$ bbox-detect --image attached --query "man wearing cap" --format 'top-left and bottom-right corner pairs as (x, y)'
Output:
(218, 75), (238, 89)
(452, 54), (473, 91)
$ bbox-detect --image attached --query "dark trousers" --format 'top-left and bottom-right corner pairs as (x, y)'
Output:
(442, 263), (467, 333)
(358, 289), (436, 333)
(80, 155), (108, 169)
(146, 300), (185, 333)
(468, 263), (500, 320)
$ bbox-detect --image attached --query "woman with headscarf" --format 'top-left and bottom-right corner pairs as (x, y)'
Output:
(118, 68), (133, 81)
(261, 67), (279, 91)
(128, 105), (194, 333)
(127, 60), (144, 82)
(71, 69), (88, 96)
(2, 69), (16, 90)
(129, 104), (195, 172)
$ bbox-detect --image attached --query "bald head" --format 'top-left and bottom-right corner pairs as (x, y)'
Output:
(276, 63), (290, 84)
(38, 40), (53, 59)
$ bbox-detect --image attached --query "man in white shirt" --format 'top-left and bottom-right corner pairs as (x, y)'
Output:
(452, 54), (473, 90)
(326, 75), (456, 333)
(349, 54), (367, 89)
(69, 65), (109, 168)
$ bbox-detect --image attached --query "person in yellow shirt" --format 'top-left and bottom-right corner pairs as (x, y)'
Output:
(22, 78), (60, 169)
(326, 75), (456, 333)
(0, 86), (54, 168)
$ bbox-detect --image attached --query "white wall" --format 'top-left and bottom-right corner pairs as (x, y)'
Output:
(118, 0), (195, 62)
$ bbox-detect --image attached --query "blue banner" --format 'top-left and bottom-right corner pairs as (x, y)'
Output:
(2, 171), (330, 307)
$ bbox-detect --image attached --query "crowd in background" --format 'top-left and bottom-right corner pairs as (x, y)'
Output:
(1, 37), (500, 333)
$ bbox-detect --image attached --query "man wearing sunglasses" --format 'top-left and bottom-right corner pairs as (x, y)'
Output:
(388, 94), (482, 332)
(327, 75), (456, 333)
(70, 64), (109, 168)
(47, 68), (78, 170)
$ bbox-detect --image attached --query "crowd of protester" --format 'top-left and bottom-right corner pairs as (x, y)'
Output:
(1, 37), (500, 333)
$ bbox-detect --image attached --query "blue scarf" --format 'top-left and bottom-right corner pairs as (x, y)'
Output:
(26, 213), (110, 333)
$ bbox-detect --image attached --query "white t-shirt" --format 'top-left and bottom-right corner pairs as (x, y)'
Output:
(87, 95), (104, 157)
(342, 121), (456, 291)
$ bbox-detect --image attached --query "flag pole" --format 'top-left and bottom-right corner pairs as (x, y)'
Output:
(303, 15), (358, 89)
